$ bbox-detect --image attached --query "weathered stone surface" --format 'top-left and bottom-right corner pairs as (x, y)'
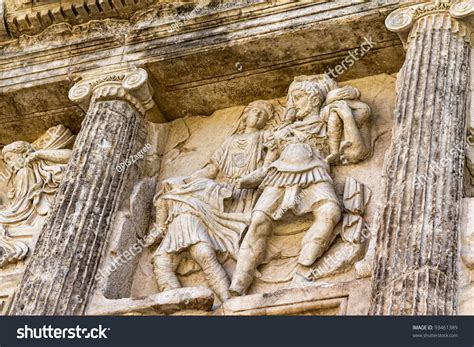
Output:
(0, 125), (75, 314)
(0, 1), (403, 144)
(0, 0), (10, 41)
(466, 63), (474, 197)
(9, 68), (151, 315)
(215, 279), (371, 316)
(3, 1), (266, 37)
(124, 74), (394, 309)
(370, 1), (472, 315)
(87, 287), (215, 315)
(0, 0), (472, 318)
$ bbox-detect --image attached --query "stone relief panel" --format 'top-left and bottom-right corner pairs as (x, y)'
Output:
(228, 74), (374, 297)
(0, 124), (74, 268)
(84, 73), (395, 316)
(146, 99), (283, 302)
(117, 73), (396, 306)
(0, 124), (74, 314)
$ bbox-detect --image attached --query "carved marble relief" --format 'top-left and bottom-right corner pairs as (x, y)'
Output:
(145, 100), (280, 301)
(0, 125), (74, 268)
(231, 75), (372, 296)
(144, 74), (377, 302)
(0, 73), (393, 316)
(0, 225), (28, 268)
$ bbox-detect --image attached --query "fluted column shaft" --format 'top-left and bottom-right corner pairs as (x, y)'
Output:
(10, 68), (152, 315)
(370, 1), (473, 315)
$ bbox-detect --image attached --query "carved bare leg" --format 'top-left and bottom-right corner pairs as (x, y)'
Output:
(298, 202), (341, 266)
(152, 250), (180, 292)
(230, 211), (272, 296)
(190, 242), (230, 302)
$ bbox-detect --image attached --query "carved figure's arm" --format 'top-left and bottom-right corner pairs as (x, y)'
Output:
(30, 149), (72, 164)
(329, 101), (369, 164)
(187, 163), (219, 181)
(238, 133), (280, 189)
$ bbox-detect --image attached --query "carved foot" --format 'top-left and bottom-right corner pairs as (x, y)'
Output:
(290, 262), (321, 288)
(229, 284), (245, 297)
(298, 241), (326, 267)
(208, 276), (231, 303)
(291, 268), (334, 289)
(229, 272), (253, 297)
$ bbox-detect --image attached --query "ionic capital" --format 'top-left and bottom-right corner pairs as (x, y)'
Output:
(68, 67), (155, 116)
(386, 0), (474, 47)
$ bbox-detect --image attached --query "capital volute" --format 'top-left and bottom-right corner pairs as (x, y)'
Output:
(386, 0), (474, 47)
(68, 67), (155, 116)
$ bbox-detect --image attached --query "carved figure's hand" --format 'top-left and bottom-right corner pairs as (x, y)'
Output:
(334, 86), (354, 100)
(230, 177), (242, 189)
(331, 100), (353, 120)
(239, 170), (266, 189)
(24, 151), (40, 165)
(325, 153), (340, 165)
(144, 224), (165, 247)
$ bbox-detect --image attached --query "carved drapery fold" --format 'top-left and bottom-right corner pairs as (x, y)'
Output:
(370, 0), (473, 315)
(0, 226), (28, 268)
(9, 68), (152, 315)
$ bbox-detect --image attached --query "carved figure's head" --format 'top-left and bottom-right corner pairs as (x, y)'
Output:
(241, 100), (274, 131)
(286, 74), (338, 120)
(1, 141), (34, 173)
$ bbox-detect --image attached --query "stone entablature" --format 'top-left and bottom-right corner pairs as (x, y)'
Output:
(0, 0), (403, 147)
(1, 0), (263, 38)
(4, 0), (156, 37)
